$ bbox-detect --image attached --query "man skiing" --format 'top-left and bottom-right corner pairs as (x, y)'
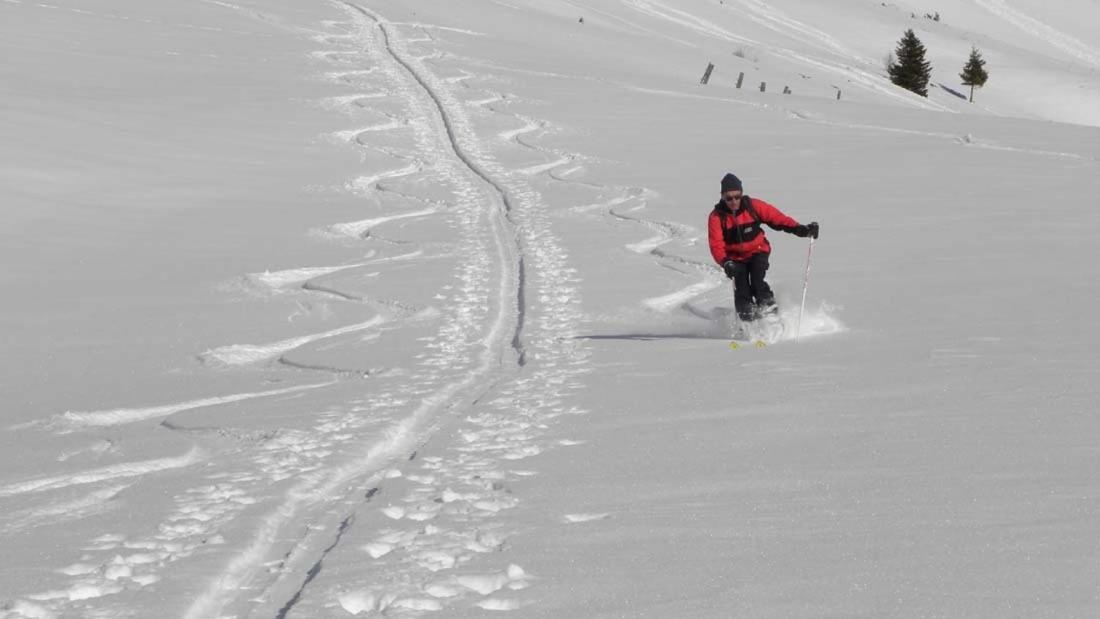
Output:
(708, 173), (819, 322)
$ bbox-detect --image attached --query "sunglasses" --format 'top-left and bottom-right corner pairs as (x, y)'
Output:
(723, 194), (743, 202)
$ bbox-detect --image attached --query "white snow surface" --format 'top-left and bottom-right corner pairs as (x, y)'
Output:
(3, 0), (1100, 617)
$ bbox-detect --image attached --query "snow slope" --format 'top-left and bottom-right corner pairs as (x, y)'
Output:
(2, 0), (1100, 617)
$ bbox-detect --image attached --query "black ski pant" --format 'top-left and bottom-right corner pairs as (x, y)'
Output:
(731, 252), (775, 321)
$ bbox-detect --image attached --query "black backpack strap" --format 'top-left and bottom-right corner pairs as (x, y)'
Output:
(713, 202), (730, 236)
(735, 196), (763, 243)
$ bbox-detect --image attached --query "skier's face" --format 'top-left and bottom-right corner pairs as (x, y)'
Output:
(722, 191), (742, 205)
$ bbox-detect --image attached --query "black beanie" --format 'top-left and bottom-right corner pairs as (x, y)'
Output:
(721, 173), (743, 193)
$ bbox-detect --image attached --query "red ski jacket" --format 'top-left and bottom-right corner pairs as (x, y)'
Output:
(708, 196), (801, 263)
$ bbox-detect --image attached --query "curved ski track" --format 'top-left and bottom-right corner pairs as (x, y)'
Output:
(180, 4), (535, 616)
(235, 7), (638, 615)
(4, 3), (534, 617)
(251, 13), (722, 613)
(459, 88), (723, 319)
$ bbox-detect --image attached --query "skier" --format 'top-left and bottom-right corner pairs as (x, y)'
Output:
(708, 173), (819, 322)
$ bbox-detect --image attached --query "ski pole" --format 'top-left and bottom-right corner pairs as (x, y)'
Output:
(796, 237), (815, 343)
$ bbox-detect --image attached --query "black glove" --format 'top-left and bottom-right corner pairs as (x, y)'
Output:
(794, 222), (820, 239)
(721, 260), (737, 279)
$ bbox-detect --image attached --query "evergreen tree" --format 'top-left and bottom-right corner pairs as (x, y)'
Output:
(959, 47), (989, 102)
(888, 29), (933, 97)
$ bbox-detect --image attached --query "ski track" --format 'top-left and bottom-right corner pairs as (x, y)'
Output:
(5, 9), (520, 617)
(321, 206), (437, 239)
(0, 448), (203, 499)
(623, 0), (753, 46)
(218, 6), (599, 616)
(199, 314), (388, 367)
(176, 3), (560, 615)
(245, 260), (374, 290)
(461, 73), (725, 319)
(54, 382), (334, 429)
(969, 0), (1100, 68)
(625, 87), (1093, 162)
(785, 113), (1099, 163)
(606, 193), (725, 312)
(388, 21), (486, 37)
(343, 162), (423, 195)
(553, 165), (725, 316)
(556, 0), (698, 47)
(0, 484), (133, 537)
(728, 0), (857, 60)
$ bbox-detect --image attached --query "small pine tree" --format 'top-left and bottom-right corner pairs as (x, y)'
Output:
(959, 47), (989, 102)
(888, 29), (933, 97)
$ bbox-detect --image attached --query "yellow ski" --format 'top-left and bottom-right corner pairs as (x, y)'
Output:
(729, 340), (766, 349)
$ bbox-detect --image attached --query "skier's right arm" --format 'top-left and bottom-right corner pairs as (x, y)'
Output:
(707, 211), (728, 264)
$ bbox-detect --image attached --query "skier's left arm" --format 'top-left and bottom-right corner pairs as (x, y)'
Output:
(754, 198), (819, 239)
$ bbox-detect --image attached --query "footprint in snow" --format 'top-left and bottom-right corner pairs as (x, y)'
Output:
(425, 582), (463, 598)
(434, 565), (528, 611)
(381, 505), (405, 520)
(564, 513), (610, 523)
(478, 597), (525, 610)
(362, 542), (394, 558)
(415, 550), (457, 572)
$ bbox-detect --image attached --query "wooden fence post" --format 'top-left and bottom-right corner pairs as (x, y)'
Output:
(700, 62), (715, 85)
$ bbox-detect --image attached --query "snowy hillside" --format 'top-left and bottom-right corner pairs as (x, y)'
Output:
(3, 0), (1100, 617)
